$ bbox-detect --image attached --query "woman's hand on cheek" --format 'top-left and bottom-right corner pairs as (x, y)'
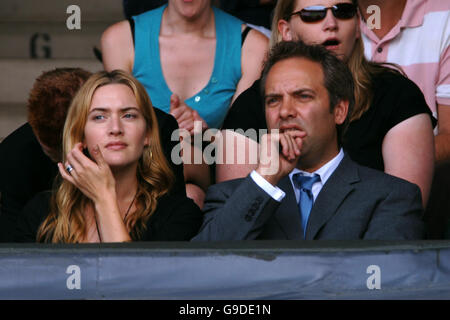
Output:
(58, 143), (116, 203)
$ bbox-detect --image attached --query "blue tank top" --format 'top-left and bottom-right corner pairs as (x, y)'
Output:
(132, 5), (242, 129)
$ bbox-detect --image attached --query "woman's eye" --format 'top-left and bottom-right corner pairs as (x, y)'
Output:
(124, 113), (137, 119)
(93, 114), (105, 120)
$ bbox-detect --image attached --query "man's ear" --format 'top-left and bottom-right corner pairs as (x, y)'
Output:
(278, 19), (294, 41)
(334, 100), (349, 125)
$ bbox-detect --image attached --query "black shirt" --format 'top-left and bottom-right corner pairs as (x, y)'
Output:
(15, 190), (202, 242)
(222, 79), (266, 134)
(345, 71), (435, 171)
(0, 123), (58, 242)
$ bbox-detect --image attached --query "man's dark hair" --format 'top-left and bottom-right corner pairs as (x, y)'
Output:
(27, 68), (92, 158)
(260, 40), (355, 146)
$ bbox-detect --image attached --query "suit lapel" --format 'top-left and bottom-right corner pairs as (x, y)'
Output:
(275, 176), (304, 239)
(305, 155), (360, 240)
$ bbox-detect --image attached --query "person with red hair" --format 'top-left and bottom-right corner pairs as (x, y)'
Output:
(0, 68), (91, 242)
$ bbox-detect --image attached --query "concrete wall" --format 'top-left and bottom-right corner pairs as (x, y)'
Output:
(0, 0), (122, 140)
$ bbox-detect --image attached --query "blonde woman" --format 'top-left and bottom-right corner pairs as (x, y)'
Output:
(220, 0), (435, 207)
(16, 70), (202, 243)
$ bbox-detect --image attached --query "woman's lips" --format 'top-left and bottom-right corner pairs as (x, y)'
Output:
(105, 142), (127, 150)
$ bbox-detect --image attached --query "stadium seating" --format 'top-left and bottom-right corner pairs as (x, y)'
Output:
(0, 0), (123, 140)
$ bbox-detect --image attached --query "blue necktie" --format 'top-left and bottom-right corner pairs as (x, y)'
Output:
(293, 173), (321, 238)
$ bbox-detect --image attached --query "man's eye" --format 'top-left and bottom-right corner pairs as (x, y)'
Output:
(93, 115), (105, 120)
(297, 93), (313, 100)
(266, 97), (278, 105)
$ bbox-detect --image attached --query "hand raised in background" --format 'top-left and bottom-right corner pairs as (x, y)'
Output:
(169, 93), (208, 136)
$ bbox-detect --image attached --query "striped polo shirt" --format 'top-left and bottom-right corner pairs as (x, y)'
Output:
(360, 0), (449, 120)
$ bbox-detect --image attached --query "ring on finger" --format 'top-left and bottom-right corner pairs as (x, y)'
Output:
(66, 164), (74, 174)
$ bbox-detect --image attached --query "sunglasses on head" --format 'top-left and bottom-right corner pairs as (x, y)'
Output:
(288, 3), (357, 23)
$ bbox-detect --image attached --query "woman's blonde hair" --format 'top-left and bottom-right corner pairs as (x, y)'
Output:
(37, 70), (175, 243)
(270, 0), (403, 122)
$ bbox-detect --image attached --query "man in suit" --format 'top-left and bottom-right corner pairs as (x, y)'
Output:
(192, 41), (424, 241)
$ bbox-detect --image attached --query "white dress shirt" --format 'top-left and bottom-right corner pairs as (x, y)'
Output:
(250, 149), (345, 202)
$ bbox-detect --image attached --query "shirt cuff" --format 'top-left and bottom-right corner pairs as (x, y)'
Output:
(250, 170), (286, 202)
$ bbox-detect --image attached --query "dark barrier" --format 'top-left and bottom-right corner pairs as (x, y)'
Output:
(1, 241), (450, 300)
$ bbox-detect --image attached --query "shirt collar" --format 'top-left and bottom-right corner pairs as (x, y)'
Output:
(401, 0), (427, 28)
(289, 148), (345, 185)
(360, 0), (427, 42)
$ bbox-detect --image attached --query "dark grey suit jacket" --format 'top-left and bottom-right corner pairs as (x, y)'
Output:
(192, 155), (425, 241)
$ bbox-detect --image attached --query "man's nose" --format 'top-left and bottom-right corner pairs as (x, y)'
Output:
(279, 97), (297, 119)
